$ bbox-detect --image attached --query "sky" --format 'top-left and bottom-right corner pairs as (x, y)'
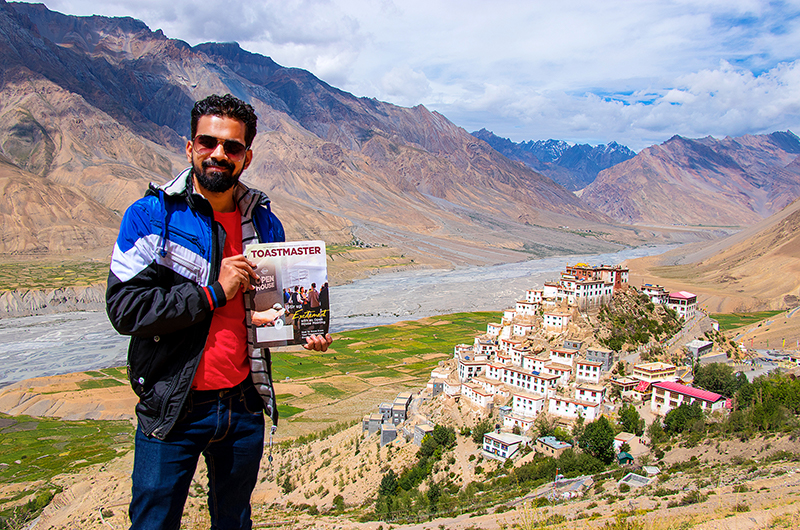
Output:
(17, 0), (800, 151)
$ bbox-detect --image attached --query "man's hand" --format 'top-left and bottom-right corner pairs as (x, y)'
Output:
(218, 255), (258, 300)
(252, 307), (286, 326)
(304, 334), (333, 352)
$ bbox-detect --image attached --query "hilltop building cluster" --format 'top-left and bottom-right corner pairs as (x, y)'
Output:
(427, 263), (632, 431)
(359, 261), (729, 464)
(424, 262), (728, 458)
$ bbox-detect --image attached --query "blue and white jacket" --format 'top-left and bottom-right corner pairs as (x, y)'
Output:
(106, 168), (285, 439)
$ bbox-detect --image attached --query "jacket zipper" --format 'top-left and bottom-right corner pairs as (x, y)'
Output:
(152, 208), (217, 439)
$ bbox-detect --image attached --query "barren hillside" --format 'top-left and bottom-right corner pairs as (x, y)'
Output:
(626, 199), (800, 314)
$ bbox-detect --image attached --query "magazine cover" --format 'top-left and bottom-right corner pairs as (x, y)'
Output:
(245, 240), (329, 348)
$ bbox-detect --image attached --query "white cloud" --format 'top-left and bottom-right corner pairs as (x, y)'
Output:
(16, 0), (800, 150)
(379, 65), (432, 106)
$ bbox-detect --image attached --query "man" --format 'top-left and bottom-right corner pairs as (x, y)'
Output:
(319, 281), (329, 310)
(106, 93), (332, 530)
(307, 282), (320, 313)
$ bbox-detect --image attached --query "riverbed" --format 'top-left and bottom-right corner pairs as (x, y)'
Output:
(0, 245), (673, 386)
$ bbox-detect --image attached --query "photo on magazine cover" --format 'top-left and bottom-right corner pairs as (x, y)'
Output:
(245, 240), (329, 348)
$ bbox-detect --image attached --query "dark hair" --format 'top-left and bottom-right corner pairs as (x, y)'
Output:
(191, 94), (258, 147)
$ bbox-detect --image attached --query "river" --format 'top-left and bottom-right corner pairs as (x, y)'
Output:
(0, 244), (674, 387)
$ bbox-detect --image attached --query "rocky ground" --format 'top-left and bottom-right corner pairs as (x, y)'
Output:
(6, 382), (799, 530)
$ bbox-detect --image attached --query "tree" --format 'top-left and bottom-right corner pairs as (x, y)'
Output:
(534, 413), (559, 438)
(664, 402), (704, 434)
(332, 494), (345, 513)
(472, 418), (493, 444)
(378, 469), (398, 498)
(618, 403), (645, 436)
(613, 361), (627, 376)
(579, 416), (616, 464)
(571, 413), (586, 443)
(693, 362), (746, 397)
(418, 434), (438, 458)
(647, 419), (667, 445)
(426, 480), (441, 506)
(432, 425), (456, 448)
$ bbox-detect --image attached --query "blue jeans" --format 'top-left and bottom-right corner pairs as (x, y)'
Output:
(129, 380), (265, 530)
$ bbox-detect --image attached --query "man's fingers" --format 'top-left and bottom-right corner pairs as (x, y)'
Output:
(303, 334), (333, 352)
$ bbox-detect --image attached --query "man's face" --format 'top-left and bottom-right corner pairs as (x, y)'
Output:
(186, 115), (253, 194)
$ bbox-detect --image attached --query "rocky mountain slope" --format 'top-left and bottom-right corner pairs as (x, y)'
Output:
(0, 1), (645, 266)
(4, 368), (800, 529)
(626, 196), (800, 312)
(472, 128), (636, 191)
(582, 132), (800, 226)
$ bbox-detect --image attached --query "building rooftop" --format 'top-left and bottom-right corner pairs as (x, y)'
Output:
(463, 382), (491, 396)
(485, 432), (526, 445)
(576, 358), (603, 366)
(634, 362), (676, 371)
(537, 436), (572, 450)
(472, 375), (502, 386)
(544, 311), (572, 317)
(546, 362), (572, 372)
(653, 381), (725, 402)
(669, 291), (696, 300)
(512, 390), (546, 400)
(551, 347), (579, 354)
(619, 473), (651, 488)
(614, 432), (636, 442)
(551, 396), (599, 408)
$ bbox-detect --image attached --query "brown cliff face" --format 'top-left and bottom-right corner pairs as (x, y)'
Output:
(0, 2), (634, 263)
(582, 133), (800, 226)
(1, 2), (796, 265)
(0, 156), (120, 254)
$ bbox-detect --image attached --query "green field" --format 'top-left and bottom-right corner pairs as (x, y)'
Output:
(0, 414), (133, 484)
(0, 260), (109, 291)
(271, 311), (501, 382)
(0, 311), (502, 525)
(0, 414), (133, 523)
(710, 311), (785, 331)
(325, 244), (362, 255)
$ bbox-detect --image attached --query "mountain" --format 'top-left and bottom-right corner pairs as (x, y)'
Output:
(0, 1), (642, 266)
(581, 132), (800, 226)
(626, 196), (800, 312)
(471, 129), (636, 191)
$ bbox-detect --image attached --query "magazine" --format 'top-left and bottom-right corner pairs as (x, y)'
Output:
(245, 240), (329, 348)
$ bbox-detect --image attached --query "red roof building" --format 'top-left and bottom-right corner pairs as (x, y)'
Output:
(650, 381), (727, 416)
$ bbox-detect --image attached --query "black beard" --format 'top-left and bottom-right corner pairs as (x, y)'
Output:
(193, 158), (241, 193)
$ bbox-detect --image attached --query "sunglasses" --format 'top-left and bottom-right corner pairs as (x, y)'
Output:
(192, 135), (248, 160)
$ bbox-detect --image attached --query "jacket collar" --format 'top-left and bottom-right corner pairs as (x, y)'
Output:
(151, 167), (271, 220)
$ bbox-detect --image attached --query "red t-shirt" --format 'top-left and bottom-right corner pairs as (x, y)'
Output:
(192, 208), (249, 390)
